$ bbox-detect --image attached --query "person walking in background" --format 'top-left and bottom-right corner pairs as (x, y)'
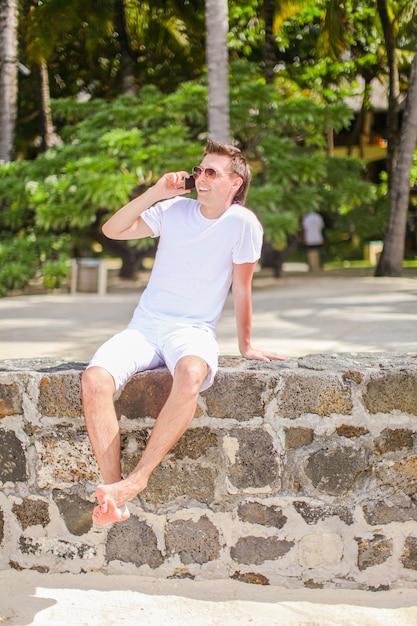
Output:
(302, 211), (325, 272)
(81, 139), (285, 525)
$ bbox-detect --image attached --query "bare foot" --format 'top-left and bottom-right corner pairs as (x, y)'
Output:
(92, 485), (130, 525)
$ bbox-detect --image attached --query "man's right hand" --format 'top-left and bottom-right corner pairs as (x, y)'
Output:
(153, 171), (192, 199)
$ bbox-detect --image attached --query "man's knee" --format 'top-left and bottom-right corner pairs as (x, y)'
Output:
(174, 356), (208, 396)
(81, 366), (115, 400)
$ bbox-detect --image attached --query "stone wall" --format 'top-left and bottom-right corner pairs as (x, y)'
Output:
(1, 354), (417, 590)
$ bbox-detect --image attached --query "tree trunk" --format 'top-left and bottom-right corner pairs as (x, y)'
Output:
(0, 0), (18, 162)
(347, 77), (371, 156)
(264, 0), (275, 84)
(39, 59), (62, 150)
(376, 0), (401, 183)
(261, 235), (299, 277)
(376, 40), (417, 276)
(114, 0), (137, 97)
(205, 0), (230, 143)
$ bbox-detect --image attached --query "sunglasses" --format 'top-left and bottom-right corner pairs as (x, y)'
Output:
(192, 166), (230, 180)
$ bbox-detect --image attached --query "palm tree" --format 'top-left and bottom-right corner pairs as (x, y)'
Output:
(297, 0), (417, 276)
(375, 0), (401, 184)
(205, 0), (229, 143)
(374, 0), (417, 275)
(0, 0), (19, 161)
(114, 0), (137, 96)
(376, 38), (417, 276)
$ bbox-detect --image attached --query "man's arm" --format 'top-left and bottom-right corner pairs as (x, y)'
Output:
(102, 171), (191, 240)
(232, 262), (286, 361)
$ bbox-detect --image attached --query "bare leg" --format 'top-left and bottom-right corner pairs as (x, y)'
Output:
(82, 366), (130, 524)
(85, 356), (208, 524)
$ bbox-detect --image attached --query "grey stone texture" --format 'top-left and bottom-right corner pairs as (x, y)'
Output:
(231, 536), (294, 565)
(227, 427), (280, 490)
(12, 498), (50, 530)
(1, 354), (417, 590)
(237, 502), (287, 528)
(355, 534), (393, 571)
(106, 517), (164, 569)
(165, 515), (221, 565)
(0, 430), (28, 482)
(401, 536), (417, 570)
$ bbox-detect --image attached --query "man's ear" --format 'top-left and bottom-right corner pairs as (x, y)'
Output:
(232, 176), (243, 191)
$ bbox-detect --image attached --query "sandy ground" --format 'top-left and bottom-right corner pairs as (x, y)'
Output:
(1, 570), (417, 626)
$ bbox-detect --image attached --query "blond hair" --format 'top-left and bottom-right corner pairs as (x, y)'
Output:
(203, 139), (251, 204)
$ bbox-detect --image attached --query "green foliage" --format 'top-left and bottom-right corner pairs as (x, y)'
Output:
(0, 63), (384, 295)
(232, 66), (378, 252)
(249, 140), (377, 251)
(42, 259), (70, 290)
(1, 80), (206, 295)
(0, 233), (71, 296)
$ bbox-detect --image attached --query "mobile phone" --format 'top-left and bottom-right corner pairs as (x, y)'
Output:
(183, 175), (195, 190)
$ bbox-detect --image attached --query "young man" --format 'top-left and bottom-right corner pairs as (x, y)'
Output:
(302, 211), (325, 272)
(82, 139), (285, 525)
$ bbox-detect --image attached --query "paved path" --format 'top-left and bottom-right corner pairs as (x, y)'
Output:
(0, 272), (416, 361)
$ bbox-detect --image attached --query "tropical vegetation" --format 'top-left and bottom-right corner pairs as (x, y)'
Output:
(0, 0), (416, 295)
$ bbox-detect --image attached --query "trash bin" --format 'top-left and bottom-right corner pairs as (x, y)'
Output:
(365, 241), (383, 266)
(76, 259), (101, 293)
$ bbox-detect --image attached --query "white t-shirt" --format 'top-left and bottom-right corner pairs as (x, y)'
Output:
(130, 197), (263, 331)
(302, 212), (324, 246)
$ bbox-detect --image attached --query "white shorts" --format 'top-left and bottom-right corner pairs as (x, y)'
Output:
(86, 318), (219, 392)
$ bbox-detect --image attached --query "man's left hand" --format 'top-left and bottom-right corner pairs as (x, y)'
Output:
(241, 348), (286, 362)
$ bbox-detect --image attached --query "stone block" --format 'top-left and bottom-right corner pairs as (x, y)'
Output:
(12, 498), (50, 530)
(141, 464), (217, 508)
(294, 501), (353, 526)
(120, 427), (219, 508)
(106, 516), (164, 568)
(37, 373), (82, 418)
(401, 536), (417, 570)
(52, 491), (93, 536)
(237, 502), (287, 528)
(284, 427), (314, 449)
(305, 444), (369, 496)
(166, 515), (220, 565)
(115, 369), (172, 419)
(121, 426), (219, 466)
(374, 456), (417, 497)
(203, 370), (268, 420)
(0, 382), (22, 417)
(336, 424), (369, 438)
(298, 531), (343, 568)
(355, 534), (393, 570)
(363, 372), (417, 415)
(0, 430), (27, 482)
(169, 427), (219, 461)
(226, 428), (280, 490)
(19, 535), (96, 561)
(231, 536), (294, 565)
(279, 373), (352, 418)
(374, 428), (414, 454)
(363, 502), (417, 525)
(35, 432), (99, 489)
